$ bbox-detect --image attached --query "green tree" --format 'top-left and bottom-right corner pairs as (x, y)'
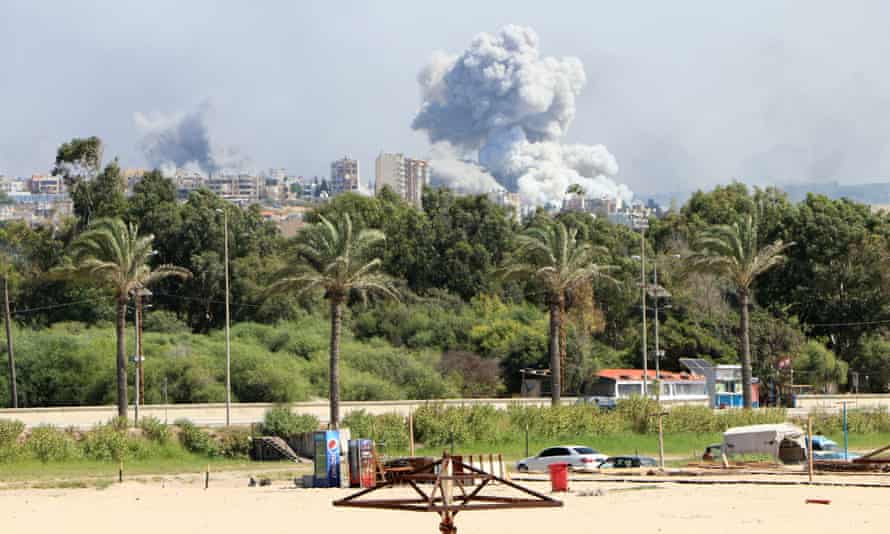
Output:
(793, 340), (848, 393)
(501, 220), (614, 405)
(851, 335), (890, 393)
(64, 218), (190, 417)
(268, 213), (399, 427)
(52, 137), (125, 226)
(690, 211), (793, 408)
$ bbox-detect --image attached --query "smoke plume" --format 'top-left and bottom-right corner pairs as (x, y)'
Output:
(413, 25), (632, 206)
(134, 102), (249, 176)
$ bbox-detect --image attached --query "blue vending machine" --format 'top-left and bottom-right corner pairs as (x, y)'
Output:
(313, 430), (341, 488)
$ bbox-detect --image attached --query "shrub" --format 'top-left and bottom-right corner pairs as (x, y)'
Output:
(413, 404), (502, 447)
(262, 407), (319, 438)
(82, 423), (128, 461)
(218, 428), (251, 458)
(342, 410), (409, 451)
(26, 425), (77, 462)
(142, 310), (190, 333)
(139, 416), (171, 444)
(175, 419), (220, 457)
(0, 418), (25, 448)
(108, 416), (130, 432)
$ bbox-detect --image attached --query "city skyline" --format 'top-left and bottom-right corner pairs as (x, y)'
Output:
(4, 1), (890, 198)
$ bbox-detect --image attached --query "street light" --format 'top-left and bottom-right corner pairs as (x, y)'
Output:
(631, 217), (649, 396)
(631, 250), (680, 397)
(216, 207), (232, 427)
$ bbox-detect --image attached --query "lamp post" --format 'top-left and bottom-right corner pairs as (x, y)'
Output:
(631, 251), (679, 399)
(651, 256), (679, 386)
(632, 217), (649, 396)
(216, 207), (232, 427)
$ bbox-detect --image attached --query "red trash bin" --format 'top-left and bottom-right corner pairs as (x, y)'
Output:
(548, 463), (569, 492)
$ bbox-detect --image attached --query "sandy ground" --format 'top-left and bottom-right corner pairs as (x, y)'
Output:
(1, 472), (889, 534)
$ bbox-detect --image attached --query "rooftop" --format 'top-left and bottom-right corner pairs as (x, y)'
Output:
(597, 368), (705, 382)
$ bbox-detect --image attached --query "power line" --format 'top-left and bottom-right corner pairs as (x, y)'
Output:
(806, 318), (890, 328)
(11, 298), (107, 316)
(151, 291), (262, 309)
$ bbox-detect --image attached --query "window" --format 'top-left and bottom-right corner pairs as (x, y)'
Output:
(673, 382), (707, 397)
(573, 447), (599, 455)
(539, 448), (569, 457)
(617, 383), (642, 398)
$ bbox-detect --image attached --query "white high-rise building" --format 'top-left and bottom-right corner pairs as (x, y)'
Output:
(374, 152), (428, 208)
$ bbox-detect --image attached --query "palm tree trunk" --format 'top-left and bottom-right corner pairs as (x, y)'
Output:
(329, 299), (343, 428)
(549, 294), (562, 406)
(559, 297), (567, 396)
(739, 289), (753, 409)
(115, 296), (128, 418)
(4, 277), (16, 408)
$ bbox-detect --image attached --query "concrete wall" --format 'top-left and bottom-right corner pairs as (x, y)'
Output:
(794, 394), (890, 412)
(0, 396), (711, 429)
(0, 398), (573, 429)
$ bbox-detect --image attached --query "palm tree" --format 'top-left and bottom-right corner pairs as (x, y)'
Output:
(502, 221), (614, 405)
(268, 213), (399, 428)
(66, 218), (190, 417)
(689, 212), (793, 408)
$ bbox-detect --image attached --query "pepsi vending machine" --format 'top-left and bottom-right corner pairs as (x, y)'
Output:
(312, 430), (341, 488)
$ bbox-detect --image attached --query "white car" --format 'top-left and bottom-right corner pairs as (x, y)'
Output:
(516, 445), (608, 473)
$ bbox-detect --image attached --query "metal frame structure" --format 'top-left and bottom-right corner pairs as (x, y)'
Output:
(333, 453), (562, 533)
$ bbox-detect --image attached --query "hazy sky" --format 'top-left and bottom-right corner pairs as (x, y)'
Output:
(3, 0), (890, 194)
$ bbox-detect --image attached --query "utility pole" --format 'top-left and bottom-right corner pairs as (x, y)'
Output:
(3, 276), (16, 409)
(633, 218), (649, 397)
(218, 207), (232, 427)
(133, 293), (140, 425)
(653, 262), (660, 385)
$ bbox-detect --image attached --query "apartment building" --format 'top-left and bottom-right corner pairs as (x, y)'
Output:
(375, 152), (428, 208)
(330, 157), (360, 195)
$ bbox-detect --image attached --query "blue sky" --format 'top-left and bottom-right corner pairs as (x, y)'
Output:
(3, 0), (890, 194)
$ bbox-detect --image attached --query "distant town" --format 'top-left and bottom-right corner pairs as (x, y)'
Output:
(10, 144), (890, 239)
(0, 151), (669, 234)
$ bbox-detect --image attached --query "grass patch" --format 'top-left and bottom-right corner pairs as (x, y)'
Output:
(0, 454), (254, 483)
(387, 431), (890, 463)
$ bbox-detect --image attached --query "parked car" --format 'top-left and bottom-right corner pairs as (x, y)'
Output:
(516, 446), (608, 472)
(808, 435), (861, 461)
(596, 456), (657, 469)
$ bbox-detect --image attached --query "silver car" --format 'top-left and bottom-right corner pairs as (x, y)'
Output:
(516, 445), (608, 473)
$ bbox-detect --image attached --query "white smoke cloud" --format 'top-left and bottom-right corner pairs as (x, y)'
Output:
(134, 102), (250, 176)
(428, 142), (501, 194)
(412, 24), (632, 207)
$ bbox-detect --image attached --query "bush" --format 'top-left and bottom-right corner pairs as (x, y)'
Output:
(218, 428), (251, 458)
(262, 407), (319, 438)
(139, 416), (171, 444)
(413, 404), (503, 447)
(175, 419), (220, 457)
(82, 423), (128, 461)
(26, 425), (77, 462)
(142, 310), (190, 333)
(109, 416), (130, 432)
(342, 410), (409, 451)
(0, 418), (25, 448)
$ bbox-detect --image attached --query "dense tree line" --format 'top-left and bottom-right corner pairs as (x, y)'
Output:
(3, 138), (890, 410)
